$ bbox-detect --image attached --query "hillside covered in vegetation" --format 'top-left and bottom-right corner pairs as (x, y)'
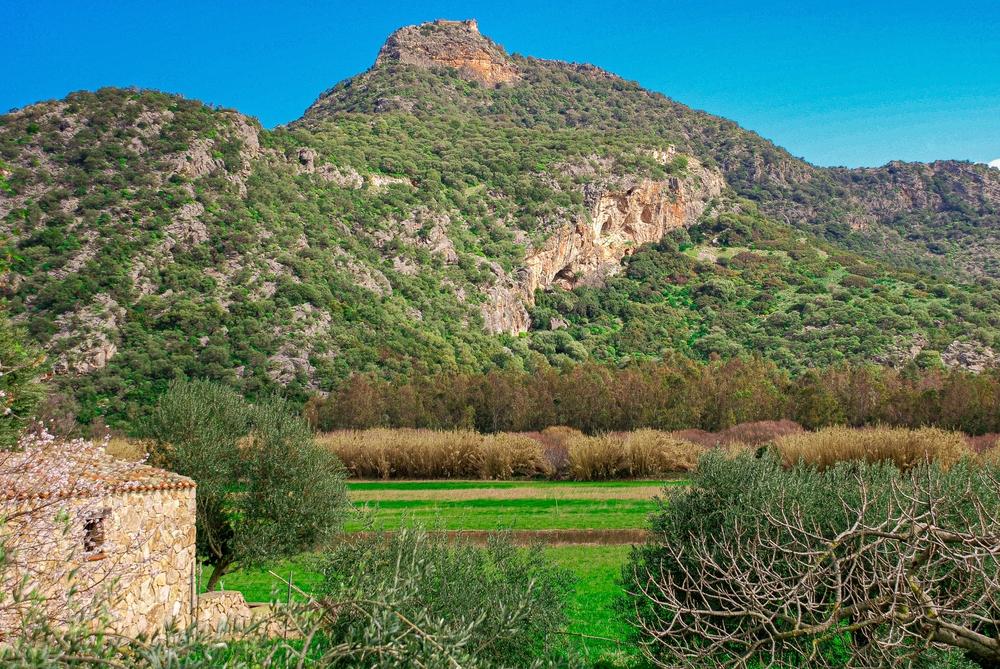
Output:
(2, 18), (999, 426)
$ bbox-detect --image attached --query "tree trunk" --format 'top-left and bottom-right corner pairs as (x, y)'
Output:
(204, 557), (232, 592)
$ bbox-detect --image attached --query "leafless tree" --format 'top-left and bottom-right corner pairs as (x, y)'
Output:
(628, 466), (1000, 668)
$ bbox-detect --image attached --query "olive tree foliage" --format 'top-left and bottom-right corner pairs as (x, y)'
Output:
(625, 452), (1000, 669)
(143, 380), (349, 590)
(315, 528), (576, 668)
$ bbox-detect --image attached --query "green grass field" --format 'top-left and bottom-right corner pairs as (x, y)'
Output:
(347, 480), (681, 491)
(346, 497), (659, 531)
(205, 479), (669, 666)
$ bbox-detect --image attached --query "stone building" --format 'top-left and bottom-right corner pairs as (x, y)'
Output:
(0, 435), (197, 638)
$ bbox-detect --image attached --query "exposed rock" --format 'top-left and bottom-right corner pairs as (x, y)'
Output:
(873, 333), (929, 367)
(51, 294), (125, 374)
(376, 20), (520, 86)
(165, 114), (260, 196)
(941, 340), (997, 373)
(169, 138), (223, 181)
(481, 281), (531, 335)
(317, 164), (364, 188)
(369, 173), (411, 190)
(483, 157), (724, 334)
(392, 256), (419, 275)
(392, 209), (458, 264)
(164, 201), (208, 248)
(332, 247), (392, 297)
(50, 229), (99, 279)
(267, 304), (333, 386)
(297, 147), (317, 172)
(373, 96), (416, 114)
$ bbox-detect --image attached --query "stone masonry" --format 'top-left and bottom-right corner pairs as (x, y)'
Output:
(0, 438), (197, 639)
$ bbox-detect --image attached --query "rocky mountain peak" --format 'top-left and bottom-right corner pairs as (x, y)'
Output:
(374, 19), (520, 86)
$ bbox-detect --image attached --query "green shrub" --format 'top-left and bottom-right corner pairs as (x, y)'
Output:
(0, 306), (45, 448)
(316, 528), (575, 667)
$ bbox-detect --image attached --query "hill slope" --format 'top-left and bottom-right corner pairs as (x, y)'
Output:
(2, 19), (999, 424)
(306, 20), (1000, 278)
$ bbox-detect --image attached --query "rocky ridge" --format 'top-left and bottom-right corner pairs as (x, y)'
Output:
(375, 19), (520, 86)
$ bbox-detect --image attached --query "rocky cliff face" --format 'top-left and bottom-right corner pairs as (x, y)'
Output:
(375, 19), (520, 86)
(482, 156), (724, 334)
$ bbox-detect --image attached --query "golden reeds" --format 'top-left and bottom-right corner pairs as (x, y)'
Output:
(773, 426), (970, 470)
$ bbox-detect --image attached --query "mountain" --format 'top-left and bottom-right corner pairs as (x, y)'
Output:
(2, 19), (999, 424)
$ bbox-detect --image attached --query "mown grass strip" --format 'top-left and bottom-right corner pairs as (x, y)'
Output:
(350, 485), (667, 501)
(347, 479), (686, 491)
(346, 497), (659, 531)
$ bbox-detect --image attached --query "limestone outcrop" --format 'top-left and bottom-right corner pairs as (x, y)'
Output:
(376, 19), (520, 86)
(483, 158), (724, 334)
(941, 340), (998, 373)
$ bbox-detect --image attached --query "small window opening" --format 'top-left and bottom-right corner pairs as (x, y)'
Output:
(83, 509), (110, 555)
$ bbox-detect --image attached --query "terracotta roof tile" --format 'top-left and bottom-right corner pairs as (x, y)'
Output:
(0, 436), (195, 501)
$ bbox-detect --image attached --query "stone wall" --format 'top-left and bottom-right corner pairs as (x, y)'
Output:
(197, 591), (290, 638)
(0, 486), (196, 639)
(197, 590), (254, 633)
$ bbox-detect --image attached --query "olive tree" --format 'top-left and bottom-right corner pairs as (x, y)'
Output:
(144, 380), (348, 590)
(626, 452), (1000, 668)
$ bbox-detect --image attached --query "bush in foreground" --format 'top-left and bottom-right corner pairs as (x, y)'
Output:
(316, 528), (576, 667)
(0, 306), (45, 449)
(625, 451), (1000, 667)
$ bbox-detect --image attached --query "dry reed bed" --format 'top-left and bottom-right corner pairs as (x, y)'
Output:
(565, 430), (704, 481)
(106, 424), (998, 479)
(318, 427), (704, 480)
(771, 426), (971, 470)
(316, 429), (555, 480)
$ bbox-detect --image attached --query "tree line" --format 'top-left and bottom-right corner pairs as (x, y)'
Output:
(305, 356), (1000, 436)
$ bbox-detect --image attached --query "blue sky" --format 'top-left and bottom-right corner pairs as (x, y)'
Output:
(4, 0), (999, 168)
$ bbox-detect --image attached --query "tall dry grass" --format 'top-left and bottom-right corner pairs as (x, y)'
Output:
(566, 430), (705, 481)
(526, 426), (583, 476)
(316, 429), (483, 479)
(773, 426), (970, 470)
(479, 434), (553, 480)
(318, 427), (697, 480)
(320, 426), (987, 480)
